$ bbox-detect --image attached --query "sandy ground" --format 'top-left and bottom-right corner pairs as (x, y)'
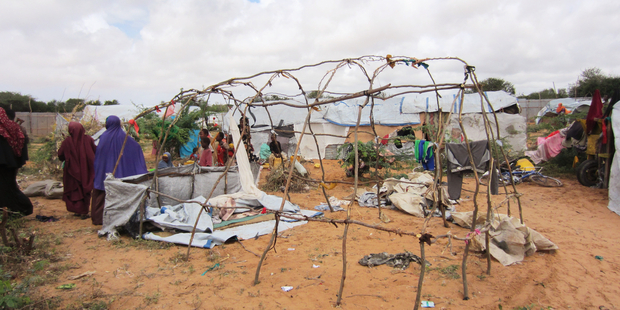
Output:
(18, 158), (620, 310)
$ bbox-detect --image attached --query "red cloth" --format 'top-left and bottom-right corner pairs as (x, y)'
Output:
(546, 130), (560, 139)
(381, 134), (389, 145)
(164, 100), (175, 118)
(58, 122), (97, 214)
(199, 149), (212, 167)
(586, 89), (603, 133)
(0, 108), (25, 157)
(216, 142), (226, 166)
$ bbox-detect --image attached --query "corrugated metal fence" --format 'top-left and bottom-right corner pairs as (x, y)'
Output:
(14, 112), (83, 137)
(517, 99), (551, 120)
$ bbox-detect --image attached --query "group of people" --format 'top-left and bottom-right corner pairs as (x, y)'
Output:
(60, 115), (147, 224)
(2, 111), (281, 223)
(178, 129), (235, 168)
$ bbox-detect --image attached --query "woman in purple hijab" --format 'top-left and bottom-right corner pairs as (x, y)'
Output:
(91, 116), (147, 225)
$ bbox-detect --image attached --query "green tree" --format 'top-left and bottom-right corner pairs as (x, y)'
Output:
(570, 67), (620, 98)
(478, 78), (516, 95)
(62, 98), (86, 112)
(519, 88), (568, 99)
(0, 91), (49, 112)
(104, 99), (119, 105)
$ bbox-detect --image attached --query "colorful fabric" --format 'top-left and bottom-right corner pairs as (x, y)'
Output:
(0, 108), (24, 157)
(216, 142), (226, 166)
(414, 140), (422, 162)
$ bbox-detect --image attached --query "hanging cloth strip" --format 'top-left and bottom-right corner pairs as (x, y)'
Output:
(446, 140), (498, 200)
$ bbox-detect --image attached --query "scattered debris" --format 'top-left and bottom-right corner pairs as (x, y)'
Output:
(67, 271), (96, 280)
(56, 283), (76, 290)
(281, 286), (294, 292)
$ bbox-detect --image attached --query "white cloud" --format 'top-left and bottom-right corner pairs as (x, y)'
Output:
(1, 0), (619, 105)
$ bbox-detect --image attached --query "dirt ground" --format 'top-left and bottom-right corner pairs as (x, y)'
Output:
(18, 157), (620, 310)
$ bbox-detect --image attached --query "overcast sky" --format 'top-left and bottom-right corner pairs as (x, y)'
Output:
(1, 0), (619, 106)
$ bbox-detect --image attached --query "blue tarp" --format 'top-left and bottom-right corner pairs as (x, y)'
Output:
(180, 129), (200, 158)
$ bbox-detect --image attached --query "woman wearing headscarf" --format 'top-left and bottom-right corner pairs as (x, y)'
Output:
(0, 107), (32, 216)
(58, 122), (96, 219)
(157, 152), (173, 169)
(92, 116), (147, 225)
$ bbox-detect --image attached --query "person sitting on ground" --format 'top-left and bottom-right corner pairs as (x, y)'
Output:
(58, 122), (97, 219)
(158, 152), (174, 169)
(199, 137), (213, 167)
(189, 147), (199, 161)
(268, 133), (286, 169)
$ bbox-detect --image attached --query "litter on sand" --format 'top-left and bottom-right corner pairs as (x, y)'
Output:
(358, 252), (430, 270)
(201, 263), (220, 276)
(421, 300), (435, 308)
(67, 271), (96, 280)
(56, 283), (76, 290)
(281, 286), (294, 292)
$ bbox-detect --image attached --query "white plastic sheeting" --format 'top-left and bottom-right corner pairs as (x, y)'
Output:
(444, 113), (527, 152)
(143, 220), (308, 248)
(99, 166), (242, 236)
(400, 91), (519, 114)
(293, 123), (349, 159)
(608, 103), (620, 216)
(322, 98), (421, 126)
(143, 209), (320, 248)
(145, 196), (213, 232)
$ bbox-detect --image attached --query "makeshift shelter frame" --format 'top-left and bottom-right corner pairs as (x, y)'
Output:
(111, 55), (524, 309)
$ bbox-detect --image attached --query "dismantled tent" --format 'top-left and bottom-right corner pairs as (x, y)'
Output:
(222, 90), (525, 158)
(99, 114), (320, 247)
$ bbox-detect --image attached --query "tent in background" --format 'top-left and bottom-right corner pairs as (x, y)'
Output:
(534, 97), (592, 124)
(222, 90), (525, 159)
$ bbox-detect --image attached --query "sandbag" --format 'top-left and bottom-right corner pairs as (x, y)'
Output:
(468, 216), (558, 266)
(23, 180), (64, 199)
(389, 192), (425, 217)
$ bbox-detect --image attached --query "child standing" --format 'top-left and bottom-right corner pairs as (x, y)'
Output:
(199, 138), (213, 167)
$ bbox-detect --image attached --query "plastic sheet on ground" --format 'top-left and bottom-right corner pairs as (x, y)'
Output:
(143, 209), (321, 248)
(451, 211), (558, 266)
(145, 196), (213, 232)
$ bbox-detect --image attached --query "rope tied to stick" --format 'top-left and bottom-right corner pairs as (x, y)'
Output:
(464, 228), (481, 245)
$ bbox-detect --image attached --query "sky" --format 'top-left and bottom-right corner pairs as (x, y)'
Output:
(1, 0), (619, 107)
